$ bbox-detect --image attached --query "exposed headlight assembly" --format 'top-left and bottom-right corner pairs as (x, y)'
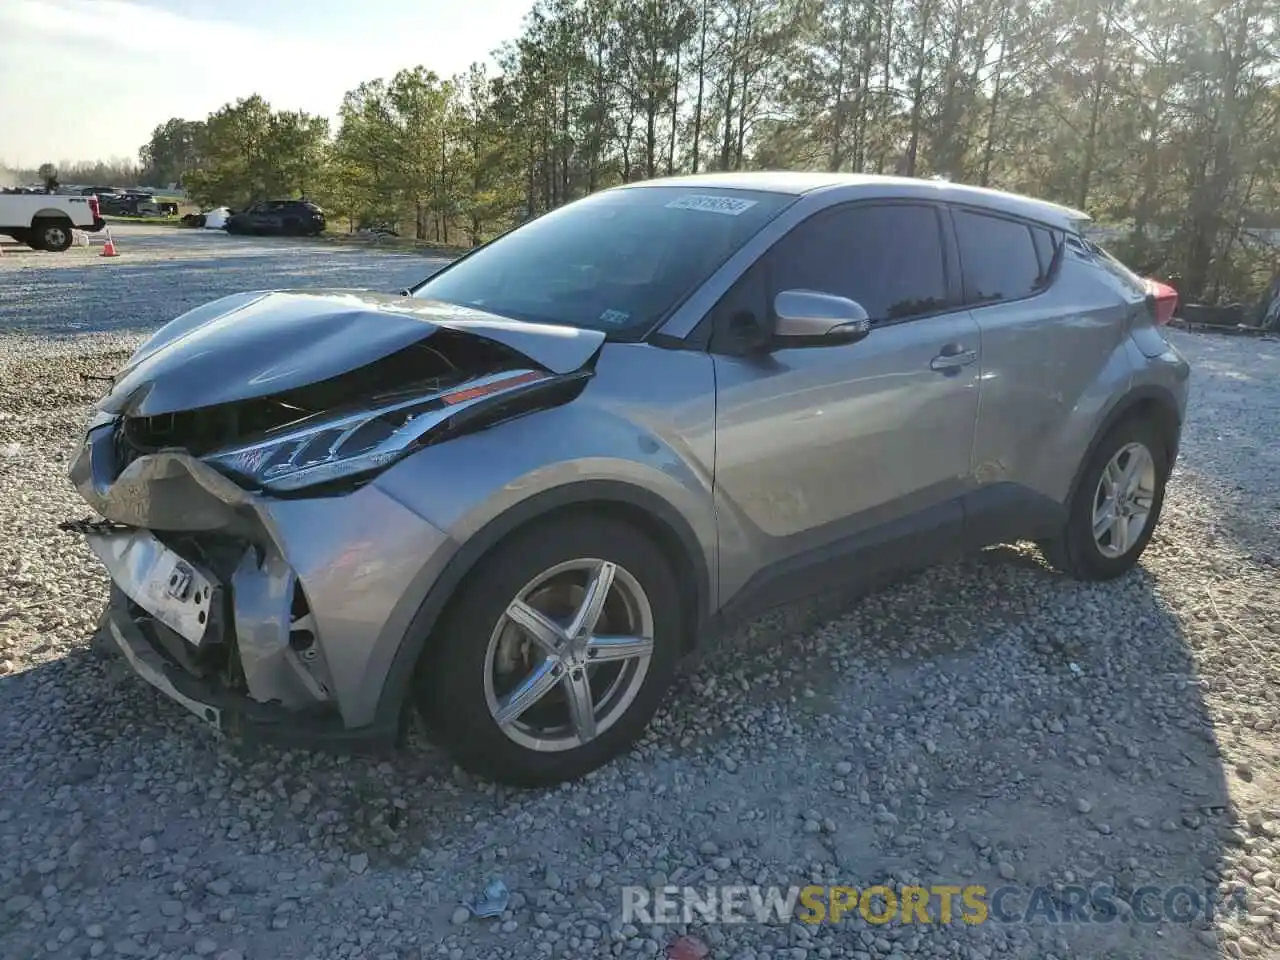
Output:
(204, 368), (547, 493)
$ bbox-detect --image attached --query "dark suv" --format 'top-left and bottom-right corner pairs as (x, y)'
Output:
(225, 200), (325, 237)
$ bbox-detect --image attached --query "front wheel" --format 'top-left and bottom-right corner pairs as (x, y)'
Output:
(417, 515), (683, 786)
(1041, 416), (1169, 580)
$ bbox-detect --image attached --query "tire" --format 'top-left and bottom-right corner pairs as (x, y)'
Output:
(31, 218), (73, 252)
(417, 514), (684, 786)
(1041, 415), (1170, 581)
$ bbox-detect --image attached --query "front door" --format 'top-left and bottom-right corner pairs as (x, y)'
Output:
(710, 201), (983, 612)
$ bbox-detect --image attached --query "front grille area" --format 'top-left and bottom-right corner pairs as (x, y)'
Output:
(109, 403), (305, 482)
(100, 330), (522, 484)
(112, 419), (145, 478)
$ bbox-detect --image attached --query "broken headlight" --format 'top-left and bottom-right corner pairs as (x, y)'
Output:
(203, 369), (546, 493)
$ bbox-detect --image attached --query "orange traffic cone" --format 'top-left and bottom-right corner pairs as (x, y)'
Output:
(100, 229), (118, 258)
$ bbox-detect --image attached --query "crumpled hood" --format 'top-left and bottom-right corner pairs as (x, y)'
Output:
(98, 289), (606, 417)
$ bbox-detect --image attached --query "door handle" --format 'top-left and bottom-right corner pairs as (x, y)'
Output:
(930, 346), (978, 372)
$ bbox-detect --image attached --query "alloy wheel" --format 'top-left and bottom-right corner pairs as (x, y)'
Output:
(483, 558), (655, 752)
(1092, 441), (1157, 558)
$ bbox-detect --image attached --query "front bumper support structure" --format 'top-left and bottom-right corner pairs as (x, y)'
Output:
(101, 588), (399, 752)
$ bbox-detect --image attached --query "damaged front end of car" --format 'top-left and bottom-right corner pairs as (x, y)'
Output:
(64, 291), (601, 748)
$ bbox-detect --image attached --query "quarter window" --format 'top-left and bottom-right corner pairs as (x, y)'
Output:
(1030, 226), (1062, 277)
(1080, 236), (1149, 297)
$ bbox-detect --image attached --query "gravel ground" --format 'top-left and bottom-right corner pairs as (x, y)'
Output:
(1, 226), (1279, 960)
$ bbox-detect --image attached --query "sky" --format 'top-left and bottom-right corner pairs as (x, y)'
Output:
(0, 0), (531, 170)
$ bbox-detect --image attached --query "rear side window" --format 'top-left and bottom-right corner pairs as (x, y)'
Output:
(768, 203), (949, 322)
(953, 208), (1047, 305)
(1078, 236), (1148, 297)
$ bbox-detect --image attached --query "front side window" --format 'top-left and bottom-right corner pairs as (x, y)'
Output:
(766, 203), (949, 321)
(410, 186), (794, 338)
(953, 208), (1045, 305)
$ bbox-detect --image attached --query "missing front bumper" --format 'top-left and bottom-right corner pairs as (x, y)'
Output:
(82, 524), (218, 645)
(104, 601), (223, 731)
(80, 524), (336, 711)
(67, 430), (456, 734)
(100, 588), (399, 751)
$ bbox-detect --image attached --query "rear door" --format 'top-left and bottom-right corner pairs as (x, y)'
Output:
(711, 201), (983, 609)
(951, 205), (1132, 528)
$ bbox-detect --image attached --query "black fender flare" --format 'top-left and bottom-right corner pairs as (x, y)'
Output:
(372, 479), (711, 733)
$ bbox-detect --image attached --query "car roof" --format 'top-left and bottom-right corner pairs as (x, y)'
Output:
(617, 171), (1091, 232)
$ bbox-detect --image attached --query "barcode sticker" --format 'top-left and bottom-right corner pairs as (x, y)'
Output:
(664, 194), (759, 216)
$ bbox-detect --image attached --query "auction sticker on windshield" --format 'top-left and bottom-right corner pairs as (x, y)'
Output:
(665, 194), (759, 216)
(599, 309), (631, 326)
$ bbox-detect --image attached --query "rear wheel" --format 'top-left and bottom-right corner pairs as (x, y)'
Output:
(31, 218), (74, 252)
(417, 515), (683, 786)
(1041, 416), (1169, 580)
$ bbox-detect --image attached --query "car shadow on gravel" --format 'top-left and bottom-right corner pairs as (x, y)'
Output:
(658, 542), (1237, 958)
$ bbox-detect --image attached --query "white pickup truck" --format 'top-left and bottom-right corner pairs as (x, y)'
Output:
(0, 193), (106, 251)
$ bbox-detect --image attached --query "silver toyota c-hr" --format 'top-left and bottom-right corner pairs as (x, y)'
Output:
(67, 172), (1190, 785)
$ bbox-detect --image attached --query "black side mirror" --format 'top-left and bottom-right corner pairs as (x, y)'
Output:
(772, 290), (872, 347)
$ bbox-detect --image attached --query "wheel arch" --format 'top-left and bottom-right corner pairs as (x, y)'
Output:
(1064, 384), (1182, 510)
(372, 479), (711, 734)
(31, 209), (74, 225)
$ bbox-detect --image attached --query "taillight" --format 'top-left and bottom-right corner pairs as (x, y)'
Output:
(1144, 278), (1178, 326)
(88, 195), (100, 219)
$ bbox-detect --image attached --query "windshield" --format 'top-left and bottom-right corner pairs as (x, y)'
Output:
(410, 186), (794, 338)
